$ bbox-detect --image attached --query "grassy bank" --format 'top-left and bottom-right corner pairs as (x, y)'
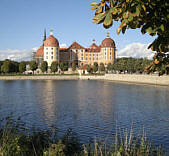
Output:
(0, 117), (164, 156)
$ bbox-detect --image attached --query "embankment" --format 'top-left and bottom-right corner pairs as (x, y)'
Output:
(0, 74), (169, 86)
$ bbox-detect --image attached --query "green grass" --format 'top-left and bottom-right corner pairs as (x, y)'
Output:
(0, 117), (165, 156)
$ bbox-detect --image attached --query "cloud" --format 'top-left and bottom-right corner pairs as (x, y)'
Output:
(60, 43), (67, 48)
(118, 43), (155, 59)
(0, 48), (36, 62)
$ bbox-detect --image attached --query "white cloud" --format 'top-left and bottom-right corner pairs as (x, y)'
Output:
(118, 43), (155, 59)
(0, 48), (36, 62)
(60, 43), (67, 48)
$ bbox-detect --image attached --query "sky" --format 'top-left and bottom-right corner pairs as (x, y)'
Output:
(0, 0), (156, 61)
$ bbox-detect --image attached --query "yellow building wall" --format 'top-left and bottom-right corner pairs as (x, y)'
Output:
(44, 47), (58, 67)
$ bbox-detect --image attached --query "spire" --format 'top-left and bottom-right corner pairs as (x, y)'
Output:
(50, 29), (53, 36)
(43, 29), (46, 42)
(107, 32), (110, 38)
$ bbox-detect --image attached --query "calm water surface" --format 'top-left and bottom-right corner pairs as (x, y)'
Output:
(0, 80), (169, 150)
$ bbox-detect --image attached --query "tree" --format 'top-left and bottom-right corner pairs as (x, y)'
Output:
(40, 61), (48, 73)
(107, 63), (112, 72)
(1, 60), (11, 73)
(0, 61), (3, 73)
(92, 62), (98, 73)
(29, 61), (38, 74)
(72, 62), (76, 71)
(59, 62), (68, 72)
(19, 62), (26, 73)
(87, 65), (92, 74)
(51, 61), (58, 73)
(91, 0), (169, 53)
(99, 63), (105, 72)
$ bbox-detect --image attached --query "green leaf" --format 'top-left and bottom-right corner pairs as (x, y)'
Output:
(91, 5), (99, 10)
(160, 24), (165, 32)
(128, 15), (133, 22)
(91, 2), (98, 6)
(103, 10), (113, 28)
(93, 12), (107, 24)
(95, 6), (103, 15)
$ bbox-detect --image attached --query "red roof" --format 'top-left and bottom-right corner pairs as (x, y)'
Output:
(44, 35), (59, 47)
(35, 46), (44, 57)
(79, 64), (88, 70)
(86, 43), (100, 52)
(68, 42), (85, 49)
(59, 48), (68, 52)
(101, 37), (115, 48)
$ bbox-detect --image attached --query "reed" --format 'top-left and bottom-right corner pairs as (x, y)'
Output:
(0, 117), (165, 156)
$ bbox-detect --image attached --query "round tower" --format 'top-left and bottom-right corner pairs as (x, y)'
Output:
(100, 32), (116, 65)
(43, 30), (59, 67)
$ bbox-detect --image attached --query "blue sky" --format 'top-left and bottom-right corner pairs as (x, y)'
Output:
(0, 0), (156, 60)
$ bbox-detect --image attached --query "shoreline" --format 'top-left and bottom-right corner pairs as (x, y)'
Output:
(0, 74), (169, 86)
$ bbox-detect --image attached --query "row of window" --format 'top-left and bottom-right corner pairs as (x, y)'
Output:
(46, 56), (59, 60)
(46, 47), (59, 50)
(46, 52), (54, 55)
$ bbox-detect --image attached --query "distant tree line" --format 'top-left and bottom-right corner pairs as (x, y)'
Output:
(0, 60), (73, 74)
(0, 57), (168, 75)
(86, 58), (153, 74)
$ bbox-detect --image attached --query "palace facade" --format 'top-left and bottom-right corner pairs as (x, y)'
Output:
(34, 30), (117, 67)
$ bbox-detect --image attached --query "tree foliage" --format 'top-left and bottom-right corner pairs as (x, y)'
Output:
(40, 61), (48, 73)
(99, 63), (105, 72)
(91, 0), (169, 53)
(72, 63), (76, 71)
(19, 62), (26, 73)
(0, 61), (3, 73)
(111, 57), (152, 74)
(51, 61), (58, 73)
(145, 53), (169, 75)
(92, 62), (98, 73)
(1, 60), (19, 74)
(59, 62), (68, 71)
(87, 65), (93, 73)
(29, 61), (38, 74)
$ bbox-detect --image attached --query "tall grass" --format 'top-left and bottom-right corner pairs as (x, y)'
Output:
(0, 117), (165, 156)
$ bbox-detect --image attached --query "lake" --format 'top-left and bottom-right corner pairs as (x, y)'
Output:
(0, 80), (169, 151)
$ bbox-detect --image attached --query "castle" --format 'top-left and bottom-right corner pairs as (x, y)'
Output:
(34, 30), (117, 68)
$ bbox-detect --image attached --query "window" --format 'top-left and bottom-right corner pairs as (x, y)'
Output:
(81, 50), (83, 52)
(46, 56), (48, 59)
(51, 48), (53, 50)
(46, 52), (48, 55)
(81, 57), (83, 60)
(96, 57), (98, 60)
(51, 56), (53, 59)
(46, 48), (48, 50)
(110, 56), (112, 60)
(51, 52), (53, 55)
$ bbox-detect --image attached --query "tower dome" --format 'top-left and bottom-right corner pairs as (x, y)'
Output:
(101, 32), (115, 48)
(44, 30), (59, 47)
